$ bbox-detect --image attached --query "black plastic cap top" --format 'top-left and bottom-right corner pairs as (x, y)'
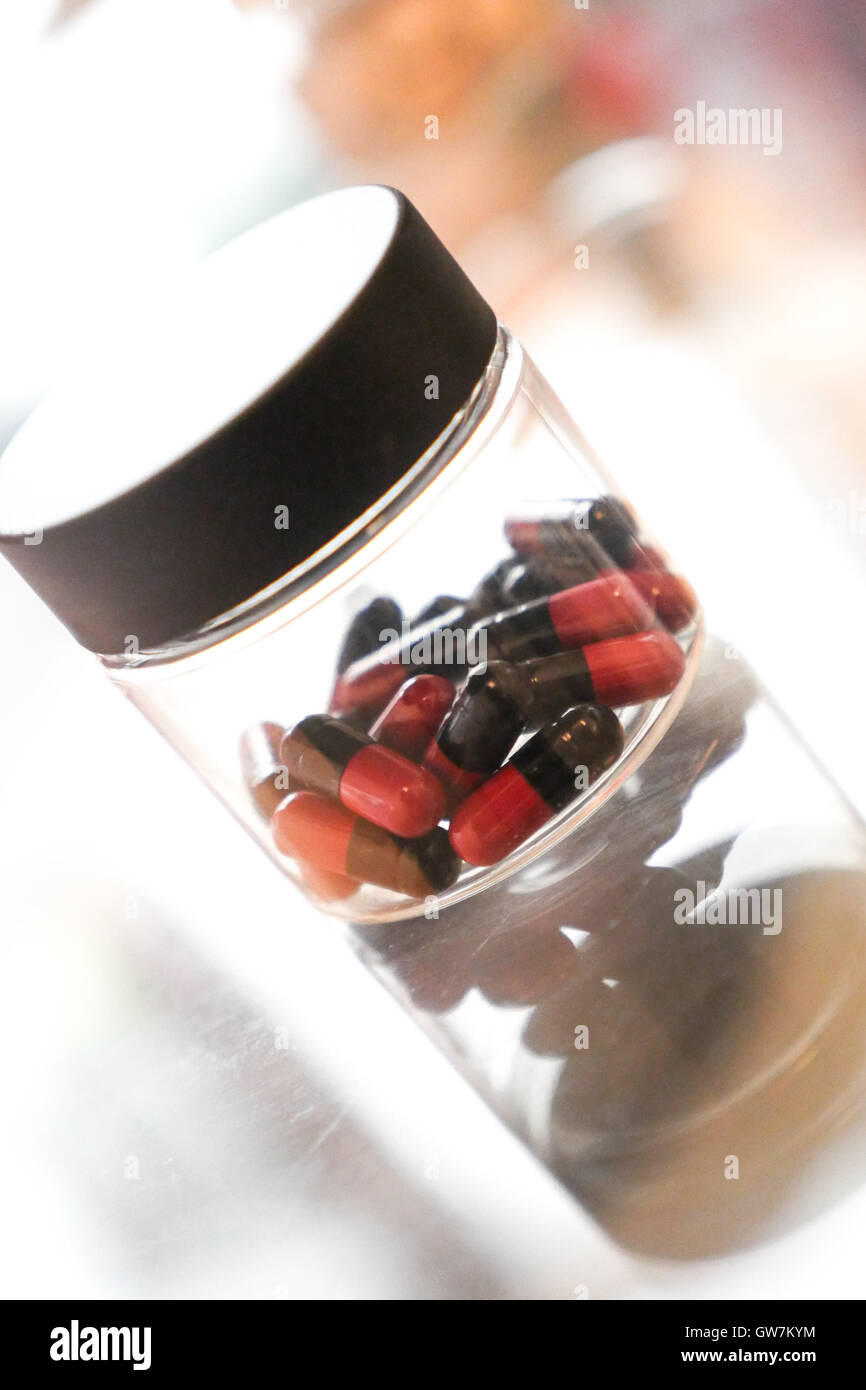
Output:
(0, 187), (497, 653)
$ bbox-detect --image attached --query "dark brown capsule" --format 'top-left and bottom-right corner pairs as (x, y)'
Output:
(239, 721), (293, 821)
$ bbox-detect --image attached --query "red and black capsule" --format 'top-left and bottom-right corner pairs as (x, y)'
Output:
(463, 557), (554, 620)
(239, 721), (293, 821)
(500, 556), (592, 605)
(422, 632), (684, 804)
(280, 714), (445, 838)
(449, 704), (625, 867)
(422, 662), (533, 805)
(479, 571), (655, 664)
(514, 629), (684, 708)
(508, 540), (609, 594)
(335, 596), (403, 674)
(494, 561), (556, 608)
(505, 495), (638, 570)
(330, 601), (470, 718)
(413, 594), (464, 625)
(334, 573), (667, 715)
(465, 555), (584, 616)
(370, 673), (455, 761)
(609, 568), (696, 633)
(329, 596), (404, 728)
(273, 791), (460, 898)
(413, 559), (554, 637)
(466, 558), (519, 616)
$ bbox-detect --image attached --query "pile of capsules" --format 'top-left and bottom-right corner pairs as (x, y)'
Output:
(239, 497), (697, 905)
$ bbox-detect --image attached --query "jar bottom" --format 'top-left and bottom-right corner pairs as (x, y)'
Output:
(352, 634), (866, 1257)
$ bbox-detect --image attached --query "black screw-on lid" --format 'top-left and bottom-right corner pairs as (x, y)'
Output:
(0, 186), (496, 654)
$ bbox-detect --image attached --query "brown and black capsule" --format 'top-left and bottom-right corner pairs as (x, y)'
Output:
(272, 790), (460, 898)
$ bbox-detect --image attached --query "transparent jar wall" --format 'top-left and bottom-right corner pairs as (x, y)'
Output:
(107, 328), (700, 923)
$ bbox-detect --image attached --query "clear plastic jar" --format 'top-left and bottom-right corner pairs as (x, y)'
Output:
(0, 185), (700, 923)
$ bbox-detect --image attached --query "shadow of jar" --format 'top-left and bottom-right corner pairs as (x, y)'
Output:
(355, 637), (866, 1257)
